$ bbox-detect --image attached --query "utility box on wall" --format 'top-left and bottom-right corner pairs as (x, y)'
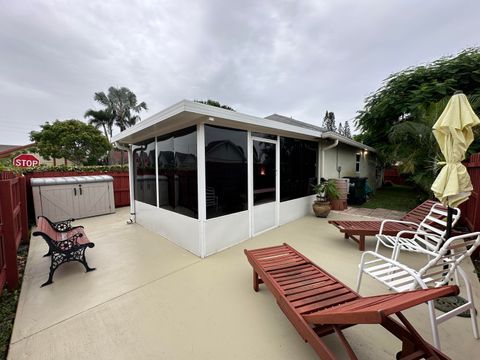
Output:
(31, 175), (115, 221)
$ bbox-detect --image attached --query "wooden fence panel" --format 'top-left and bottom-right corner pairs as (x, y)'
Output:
(462, 153), (480, 232)
(0, 173), (28, 293)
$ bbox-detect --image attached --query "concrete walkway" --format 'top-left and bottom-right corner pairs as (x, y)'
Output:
(334, 206), (406, 220)
(8, 208), (480, 359)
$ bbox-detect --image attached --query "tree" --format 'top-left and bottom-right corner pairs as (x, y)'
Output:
(337, 122), (343, 135)
(92, 87), (148, 132)
(194, 99), (235, 111)
(322, 111), (336, 132)
(30, 120), (111, 165)
(388, 95), (480, 193)
(84, 109), (114, 141)
(343, 121), (352, 138)
(356, 48), (480, 153)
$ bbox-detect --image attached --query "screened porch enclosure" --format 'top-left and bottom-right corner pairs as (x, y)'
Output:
(131, 123), (318, 257)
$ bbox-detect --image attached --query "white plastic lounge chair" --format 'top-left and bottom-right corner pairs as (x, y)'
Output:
(357, 231), (480, 349)
(375, 203), (461, 260)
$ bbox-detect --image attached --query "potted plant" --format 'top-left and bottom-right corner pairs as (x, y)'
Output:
(312, 179), (340, 218)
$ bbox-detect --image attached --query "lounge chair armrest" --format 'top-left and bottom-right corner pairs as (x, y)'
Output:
(394, 229), (441, 239)
(358, 251), (427, 289)
(379, 219), (419, 235)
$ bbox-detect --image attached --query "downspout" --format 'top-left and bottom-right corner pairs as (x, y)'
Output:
(320, 137), (339, 179)
(115, 142), (136, 224)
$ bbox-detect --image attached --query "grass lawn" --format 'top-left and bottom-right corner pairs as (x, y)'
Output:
(0, 244), (28, 360)
(359, 184), (422, 212)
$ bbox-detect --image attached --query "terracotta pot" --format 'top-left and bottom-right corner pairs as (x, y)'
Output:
(330, 198), (347, 211)
(312, 200), (331, 218)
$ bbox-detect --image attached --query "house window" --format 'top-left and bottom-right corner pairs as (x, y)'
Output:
(133, 138), (157, 207)
(157, 126), (198, 218)
(205, 125), (248, 219)
(280, 137), (317, 202)
(355, 153), (361, 172)
(132, 127), (198, 218)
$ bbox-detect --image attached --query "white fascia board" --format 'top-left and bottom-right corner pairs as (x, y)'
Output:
(112, 100), (320, 144)
(321, 132), (377, 153)
(182, 101), (320, 137)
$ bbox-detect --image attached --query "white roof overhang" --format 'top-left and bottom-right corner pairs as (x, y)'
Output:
(111, 100), (320, 144)
(111, 100), (376, 154)
(321, 131), (377, 153)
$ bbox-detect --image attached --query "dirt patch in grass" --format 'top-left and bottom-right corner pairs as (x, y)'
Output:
(0, 243), (29, 360)
(360, 184), (425, 212)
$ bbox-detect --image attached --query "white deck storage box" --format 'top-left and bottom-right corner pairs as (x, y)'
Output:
(31, 175), (115, 221)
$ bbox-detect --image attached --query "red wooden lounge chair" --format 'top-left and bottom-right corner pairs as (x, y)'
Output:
(245, 243), (455, 359)
(328, 199), (448, 251)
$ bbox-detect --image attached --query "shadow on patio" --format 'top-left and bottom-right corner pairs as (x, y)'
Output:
(8, 207), (480, 359)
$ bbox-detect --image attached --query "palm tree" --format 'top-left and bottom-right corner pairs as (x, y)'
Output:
(389, 95), (480, 193)
(93, 87), (148, 132)
(84, 109), (114, 141)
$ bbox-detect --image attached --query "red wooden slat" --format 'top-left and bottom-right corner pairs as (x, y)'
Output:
(297, 293), (359, 314)
(286, 282), (344, 302)
(277, 273), (327, 286)
(284, 279), (337, 296)
(274, 269), (319, 282)
(291, 287), (352, 308)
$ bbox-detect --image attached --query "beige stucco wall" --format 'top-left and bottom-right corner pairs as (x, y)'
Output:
(320, 141), (379, 191)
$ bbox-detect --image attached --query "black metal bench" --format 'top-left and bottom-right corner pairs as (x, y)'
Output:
(33, 216), (96, 287)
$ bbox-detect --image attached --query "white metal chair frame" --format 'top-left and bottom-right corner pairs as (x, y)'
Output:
(375, 204), (461, 260)
(357, 232), (480, 350)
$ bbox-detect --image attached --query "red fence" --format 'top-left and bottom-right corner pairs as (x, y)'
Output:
(383, 166), (407, 185)
(23, 171), (130, 208)
(0, 172), (28, 294)
(461, 153), (480, 233)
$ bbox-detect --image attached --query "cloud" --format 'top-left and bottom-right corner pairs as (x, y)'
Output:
(0, 0), (479, 144)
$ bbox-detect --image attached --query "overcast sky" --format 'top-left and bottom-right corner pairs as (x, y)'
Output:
(1, 0), (479, 145)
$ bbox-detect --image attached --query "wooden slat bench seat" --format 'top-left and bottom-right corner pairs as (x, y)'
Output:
(245, 243), (455, 359)
(33, 216), (95, 287)
(328, 200), (446, 251)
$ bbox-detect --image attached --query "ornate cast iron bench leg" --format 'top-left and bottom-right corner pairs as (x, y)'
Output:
(41, 246), (96, 287)
(78, 247), (96, 272)
(41, 252), (66, 287)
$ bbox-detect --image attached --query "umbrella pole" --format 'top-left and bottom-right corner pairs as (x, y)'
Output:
(445, 206), (453, 240)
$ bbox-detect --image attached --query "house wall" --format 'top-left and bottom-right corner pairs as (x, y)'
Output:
(279, 195), (315, 224)
(135, 200), (200, 256)
(321, 142), (379, 190)
(204, 210), (249, 256)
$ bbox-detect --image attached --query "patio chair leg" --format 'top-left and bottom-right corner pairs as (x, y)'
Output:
(333, 326), (358, 360)
(427, 300), (441, 350)
(356, 254), (367, 293)
(253, 270), (260, 292)
(41, 253), (64, 287)
(80, 250), (96, 272)
(464, 269), (479, 339)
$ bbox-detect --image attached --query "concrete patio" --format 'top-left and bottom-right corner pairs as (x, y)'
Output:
(8, 207), (480, 359)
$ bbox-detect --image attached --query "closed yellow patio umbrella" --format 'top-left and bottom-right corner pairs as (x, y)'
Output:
(431, 91), (480, 236)
(430, 91), (480, 316)
(431, 91), (480, 213)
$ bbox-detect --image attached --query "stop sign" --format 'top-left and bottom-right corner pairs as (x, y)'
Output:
(13, 154), (40, 167)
